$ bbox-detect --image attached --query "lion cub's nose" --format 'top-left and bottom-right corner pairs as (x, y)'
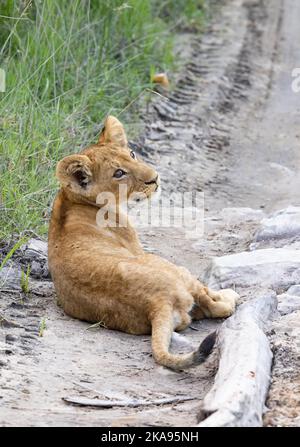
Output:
(144, 175), (159, 185)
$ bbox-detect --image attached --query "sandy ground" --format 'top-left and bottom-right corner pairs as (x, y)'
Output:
(0, 0), (299, 426)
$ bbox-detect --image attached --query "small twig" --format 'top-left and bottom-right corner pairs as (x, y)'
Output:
(86, 321), (107, 330)
(63, 395), (195, 408)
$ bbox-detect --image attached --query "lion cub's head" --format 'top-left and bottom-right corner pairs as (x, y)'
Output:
(56, 116), (159, 205)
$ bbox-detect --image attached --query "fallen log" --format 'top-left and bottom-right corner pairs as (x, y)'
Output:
(63, 395), (195, 408)
(197, 292), (278, 427)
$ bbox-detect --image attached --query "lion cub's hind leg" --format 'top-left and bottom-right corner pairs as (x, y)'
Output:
(170, 266), (238, 321)
(173, 309), (192, 332)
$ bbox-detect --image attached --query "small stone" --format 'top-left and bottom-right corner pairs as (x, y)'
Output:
(0, 264), (21, 290)
(22, 238), (48, 259)
(5, 335), (17, 343)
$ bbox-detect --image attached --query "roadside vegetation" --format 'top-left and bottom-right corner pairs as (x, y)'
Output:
(0, 0), (205, 241)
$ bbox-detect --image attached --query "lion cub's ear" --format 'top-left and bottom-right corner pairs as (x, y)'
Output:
(98, 115), (128, 147)
(56, 154), (92, 191)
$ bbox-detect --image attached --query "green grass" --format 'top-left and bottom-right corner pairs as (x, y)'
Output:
(21, 263), (31, 294)
(0, 0), (205, 241)
(38, 317), (46, 337)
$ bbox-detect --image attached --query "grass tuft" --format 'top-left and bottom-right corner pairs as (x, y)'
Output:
(21, 263), (31, 294)
(38, 317), (46, 337)
(0, 0), (205, 240)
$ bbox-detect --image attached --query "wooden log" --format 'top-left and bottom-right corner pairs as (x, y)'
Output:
(63, 395), (195, 408)
(197, 292), (278, 427)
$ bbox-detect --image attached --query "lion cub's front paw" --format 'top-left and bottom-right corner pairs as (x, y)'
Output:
(217, 288), (239, 315)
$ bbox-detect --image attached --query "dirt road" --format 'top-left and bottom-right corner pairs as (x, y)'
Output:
(1, 0), (299, 426)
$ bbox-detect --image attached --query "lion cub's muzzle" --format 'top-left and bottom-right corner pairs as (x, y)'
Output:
(132, 172), (160, 202)
(144, 174), (159, 187)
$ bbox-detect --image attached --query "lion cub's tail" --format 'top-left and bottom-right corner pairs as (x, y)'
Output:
(151, 305), (216, 370)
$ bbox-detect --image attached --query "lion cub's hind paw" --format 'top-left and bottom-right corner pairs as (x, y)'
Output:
(218, 288), (239, 314)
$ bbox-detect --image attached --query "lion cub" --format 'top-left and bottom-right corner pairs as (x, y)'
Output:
(48, 116), (238, 370)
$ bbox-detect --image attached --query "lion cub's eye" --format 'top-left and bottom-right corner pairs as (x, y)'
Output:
(130, 150), (136, 159)
(113, 169), (127, 179)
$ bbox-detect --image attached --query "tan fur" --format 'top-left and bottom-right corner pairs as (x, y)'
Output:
(48, 115), (239, 370)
